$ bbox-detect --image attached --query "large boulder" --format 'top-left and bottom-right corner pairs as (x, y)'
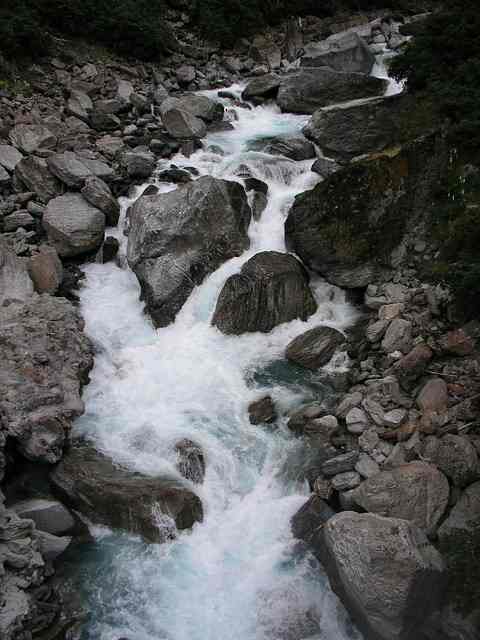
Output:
(46, 151), (92, 188)
(319, 512), (446, 640)
(0, 237), (34, 305)
(300, 32), (375, 74)
(304, 95), (404, 161)
(81, 176), (120, 226)
(0, 144), (23, 173)
(50, 444), (203, 542)
(0, 295), (93, 464)
(212, 251), (317, 335)
(12, 498), (76, 536)
(351, 461), (450, 536)
(15, 156), (62, 203)
(286, 326), (345, 369)
(43, 193), (106, 257)
(127, 176), (251, 327)
(246, 135), (315, 161)
(285, 135), (449, 288)
(241, 74), (281, 102)
(174, 94), (224, 122)
(276, 68), (386, 114)
(160, 97), (207, 139)
(9, 124), (57, 154)
(423, 435), (479, 488)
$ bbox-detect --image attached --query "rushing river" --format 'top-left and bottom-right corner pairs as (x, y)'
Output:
(66, 54), (400, 640)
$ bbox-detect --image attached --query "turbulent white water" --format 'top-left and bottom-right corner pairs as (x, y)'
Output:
(69, 82), (369, 640)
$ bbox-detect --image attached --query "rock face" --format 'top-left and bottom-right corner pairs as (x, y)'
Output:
(351, 461), (450, 536)
(276, 68), (386, 115)
(286, 326), (345, 369)
(319, 512), (446, 640)
(43, 193), (106, 257)
(0, 295), (93, 464)
(304, 95), (403, 161)
(127, 176), (251, 327)
(285, 135), (449, 288)
(212, 251), (317, 335)
(300, 32), (375, 74)
(50, 444), (203, 542)
(0, 237), (34, 305)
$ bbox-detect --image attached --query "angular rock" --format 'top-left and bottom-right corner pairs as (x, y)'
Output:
(311, 156), (341, 178)
(160, 98), (207, 139)
(392, 344), (433, 389)
(381, 319), (413, 354)
(43, 193), (105, 257)
(67, 90), (93, 122)
(246, 136), (315, 161)
(127, 176), (251, 327)
(177, 65), (196, 86)
(9, 124), (57, 154)
(331, 471), (361, 491)
(15, 156), (62, 204)
(3, 210), (34, 232)
(90, 111), (121, 132)
(46, 151), (92, 188)
(81, 176), (120, 226)
(35, 530), (72, 562)
(286, 326), (345, 369)
(12, 498), (75, 536)
(346, 407), (369, 434)
(276, 68), (386, 115)
(322, 451), (359, 477)
(319, 512), (446, 640)
(0, 295), (93, 463)
(174, 94), (224, 123)
(300, 32), (375, 74)
(0, 236), (34, 305)
(0, 144), (23, 173)
(122, 149), (155, 179)
(0, 165), (10, 186)
(50, 444), (203, 542)
(291, 494), (335, 544)
(248, 396), (277, 425)
(242, 74), (281, 101)
(417, 378), (448, 414)
(212, 251), (317, 335)
(28, 245), (63, 294)
(423, 435), (478, 488)
(351, 461), (449, 536)
(175, 439), (205, 484)
(438, 481), (480, 542)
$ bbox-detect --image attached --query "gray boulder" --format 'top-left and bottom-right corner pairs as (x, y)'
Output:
(177, 65), (196, 86)
(351, 461), (450, 536)
(423, 435), (479, 488)
(15, 156), (62, 203)
(174, 94), (224, 122)
(127, 176), (251, 327)
(0, 295), (93, 463)
(246, 135), (315, 161)
(9, 124), (57, 154)
(0, 144), (23, 173)
(35, 530), (72, 562)
(319, 512), (446, 640)
(212, 251), (317, 335)
(304, 95), (404, 161)
(12, 498), (75, 536)
(81, 176), (120, 226)
(438, 481), (480, 542)
(50, 444), (203, 542)
(286, 326), (345, 369)
(0, 237), (34, 305)
(46, 151), (92, 188)
(175, 439), (206, 484)
(67, 89), (93, 122)
(122, 149), (156, 179)
(241, 74), (281, 101)
(43, 193), (105, 257)
(276, 68), (387, 114)
(300, 32), (375, 75)
(28, 245), (63, 294)
(160, 97), (207, 139)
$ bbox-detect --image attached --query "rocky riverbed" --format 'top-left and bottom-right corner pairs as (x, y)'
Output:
(1, 6), (479, 640)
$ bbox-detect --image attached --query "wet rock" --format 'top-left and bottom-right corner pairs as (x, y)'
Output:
(286, 326), (345, 369)
(34, 530), (72, 562)
(122, 149), (155, 179)
(300, 31), (375, 74)
(175, 439), (205, 484)
(319, 512), (446, 640)
(50, 444), (203, 542)
(81, 176), (120, 226)
(173, 94), (224, 123)
(0, 295), (93, 463)
(0, 236), (34, 305)
(246, 136), (315, 161)
(241, 74), (281, 102)
(127, 176), (251, 327)
(310, 156), (341, 178)
(101, 236), (120, 263)
(28, 245), (63, 294)
(304, 95), (403, 161)
(212, 251), (317, 335)
(291, 494), (335, 544)
(9, 124), (57, 154)
(15, 156), (62, 204)
(355, 453), (380, 479)
(12, 498), (76, 536)
(351, 461), (450, 536)
(43, 193), (105, 257)
(248, 396), (277, 425)
(423, 435), (478, 488)
(276, 68), (386, 115)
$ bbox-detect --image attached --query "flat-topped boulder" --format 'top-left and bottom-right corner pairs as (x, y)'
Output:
(276, 68), (387, 114)
(43, 193), (105, 257)
(50, 444), (203, 542)
(212, 251), (317, 335)
(127, 176), (251, 327)
(300, 31), (375, 74)
(9, 124), (57, 154)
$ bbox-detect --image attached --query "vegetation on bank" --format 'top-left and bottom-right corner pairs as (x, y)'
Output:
(391, 0), (480, 318)
(1, 0), (427, 62)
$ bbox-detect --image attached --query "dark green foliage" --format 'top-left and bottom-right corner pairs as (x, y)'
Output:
(0, 1), (49, 60)
(439, 528), (480, 615)
(391, 0), (480, 150)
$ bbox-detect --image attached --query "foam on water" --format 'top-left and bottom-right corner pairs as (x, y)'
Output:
(71, 84), (362, 640)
